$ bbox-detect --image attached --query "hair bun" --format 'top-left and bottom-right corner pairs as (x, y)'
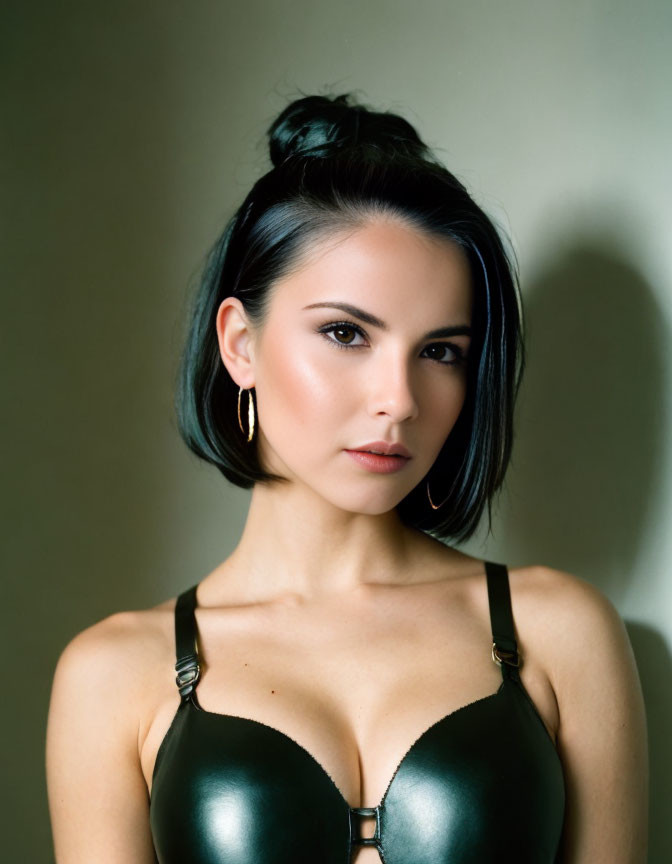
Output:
(266, 92), (430, 168)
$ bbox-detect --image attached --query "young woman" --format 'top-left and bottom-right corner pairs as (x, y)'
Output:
(46, 92), (648, 863)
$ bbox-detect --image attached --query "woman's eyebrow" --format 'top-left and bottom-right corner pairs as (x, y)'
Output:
(302, 301), (472, 339)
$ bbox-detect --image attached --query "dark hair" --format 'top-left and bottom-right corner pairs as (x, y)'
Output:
(174, 91), (526, 543)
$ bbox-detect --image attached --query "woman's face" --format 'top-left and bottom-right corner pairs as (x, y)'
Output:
(228, 217), (473, 514)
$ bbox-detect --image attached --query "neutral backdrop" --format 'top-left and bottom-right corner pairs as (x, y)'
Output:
(3, 1), (670, 860)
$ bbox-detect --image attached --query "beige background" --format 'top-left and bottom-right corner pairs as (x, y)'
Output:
(3, 1), (670, 860)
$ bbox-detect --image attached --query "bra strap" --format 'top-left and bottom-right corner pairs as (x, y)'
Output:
(174, 583), (201, 700)
(485, 560), (521, 681)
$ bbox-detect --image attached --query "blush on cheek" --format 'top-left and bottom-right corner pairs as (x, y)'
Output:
(267, 322), (355, 411)
(255, 333), (340, 463)
(273, 349), (326, 414)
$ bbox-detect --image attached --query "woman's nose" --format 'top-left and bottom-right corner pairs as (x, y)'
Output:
(367, 357), (419, 423)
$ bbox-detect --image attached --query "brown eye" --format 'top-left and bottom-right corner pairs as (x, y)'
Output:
(317, 322), (366, 350)
(317, 321), (465, 367)
(424, 344), (464, 365)
(332, 326), (357, 345)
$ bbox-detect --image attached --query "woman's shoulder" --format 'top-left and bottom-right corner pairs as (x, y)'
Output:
(51, 595), (180, 710)
(508, 565), (648, 857)
(507, 563), (624, 632)
(505, 563), (632, 687)
(46, 595), (187, 860)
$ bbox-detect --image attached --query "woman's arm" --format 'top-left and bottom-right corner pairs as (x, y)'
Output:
(537, 568), (649, 864)
(46, 612), (158, 863)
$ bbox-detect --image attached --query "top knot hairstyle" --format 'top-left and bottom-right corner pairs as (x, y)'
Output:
(175, 92), (526, 543)
(267, 93), (430, 165)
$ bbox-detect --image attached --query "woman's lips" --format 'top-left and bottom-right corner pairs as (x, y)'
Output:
(343, 449), (410, 474)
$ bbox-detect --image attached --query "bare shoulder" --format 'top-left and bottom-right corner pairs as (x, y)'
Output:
(48, 599), (177, 753)
(506, 560), (617, 612)
(53, 601), (173, 695)
(505, 564), (632, 683)
(46, 600), (177, 862)
(506, 564), (648, 863)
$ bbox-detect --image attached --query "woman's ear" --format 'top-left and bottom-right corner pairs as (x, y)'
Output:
(215, 297), (256, 389)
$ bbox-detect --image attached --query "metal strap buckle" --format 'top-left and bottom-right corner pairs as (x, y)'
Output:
(175, 655), (201, 692)
(349, 806), (381, 847)
(491, 641), (520, 667)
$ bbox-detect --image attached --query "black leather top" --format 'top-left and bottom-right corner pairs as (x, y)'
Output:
(149, 561), (565, 863)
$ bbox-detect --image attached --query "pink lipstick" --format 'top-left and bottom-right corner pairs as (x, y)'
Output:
(344, 440), (412, 474)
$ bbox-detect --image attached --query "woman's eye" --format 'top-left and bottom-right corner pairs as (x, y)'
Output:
(319, 323), (365, 348)
(317, 322), (465, 366)
(423, 343), (466, 365)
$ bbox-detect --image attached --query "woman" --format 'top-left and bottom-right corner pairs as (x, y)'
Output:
(46, 92), (648, 863)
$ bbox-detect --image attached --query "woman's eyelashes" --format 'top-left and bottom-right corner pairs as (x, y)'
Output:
(316, 321), (466, 366)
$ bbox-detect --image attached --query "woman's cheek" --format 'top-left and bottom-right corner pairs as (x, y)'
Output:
(255, 332), (347, 451)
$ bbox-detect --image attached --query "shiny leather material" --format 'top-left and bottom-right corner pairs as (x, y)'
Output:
(149, 561), (565, 863)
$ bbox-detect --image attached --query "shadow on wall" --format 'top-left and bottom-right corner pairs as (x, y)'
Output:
(498, 240), (670, 860)
(503, 243), (666, 593)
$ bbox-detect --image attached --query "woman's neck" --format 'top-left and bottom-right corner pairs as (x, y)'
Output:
(202, 480), (455, 605)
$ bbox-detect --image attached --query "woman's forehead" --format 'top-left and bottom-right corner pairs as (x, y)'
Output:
(271, 219), (473, 311)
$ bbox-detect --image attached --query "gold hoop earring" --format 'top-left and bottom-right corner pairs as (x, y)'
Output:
(426, 478), (449, 510)
(237, 386), (255, 442)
